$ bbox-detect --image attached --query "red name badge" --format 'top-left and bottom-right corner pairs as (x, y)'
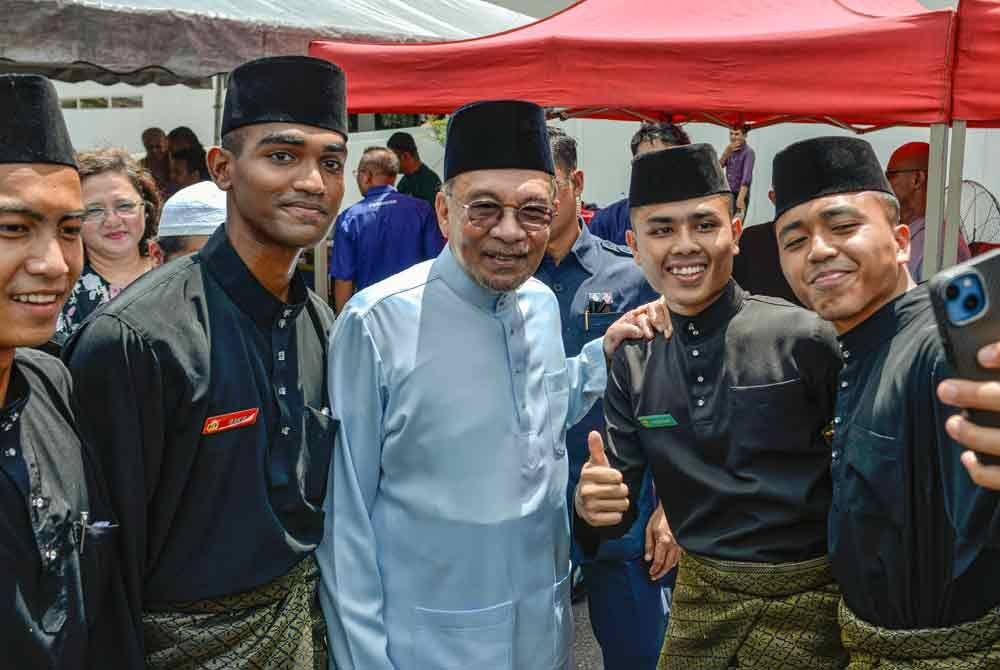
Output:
(202, 408), (260, 436)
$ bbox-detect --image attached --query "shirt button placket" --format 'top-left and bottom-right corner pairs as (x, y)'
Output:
(273, 311), (294, 438)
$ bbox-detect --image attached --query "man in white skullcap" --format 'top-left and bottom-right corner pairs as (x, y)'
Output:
(156, 180), (227, 263)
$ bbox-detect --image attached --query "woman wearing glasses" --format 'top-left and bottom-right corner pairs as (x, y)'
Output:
(57, 149), (161, 337)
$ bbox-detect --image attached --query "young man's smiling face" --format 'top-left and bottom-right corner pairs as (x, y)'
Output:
(627, 193), (741, 315)
(211, 122), (348, 251)
(0, 163), (84, 349)
(776, 191), (912, 333)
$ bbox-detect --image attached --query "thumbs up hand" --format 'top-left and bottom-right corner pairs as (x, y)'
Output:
(574, 431), (630, 527)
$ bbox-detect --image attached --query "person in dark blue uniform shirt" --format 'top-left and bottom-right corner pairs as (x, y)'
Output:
(534, 127), (674, 670)
(63, 56), (347, 669)
(588, 123), (690, 245)
(331, 145), (443, 312)
(774, 136), (1000, 667)
(0, 73), (138, 669)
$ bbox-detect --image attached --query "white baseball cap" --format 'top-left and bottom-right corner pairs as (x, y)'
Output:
(159, 181), (226, 238)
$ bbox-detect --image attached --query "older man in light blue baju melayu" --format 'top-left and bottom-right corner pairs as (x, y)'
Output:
(319, 100), (656, 670)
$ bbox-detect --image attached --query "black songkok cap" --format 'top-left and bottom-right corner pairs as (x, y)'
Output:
(222, 56), (348, 138)
(629, 143), (729, 208)
(0, 74), (76, 170)
(443, 100), (553, 181)
(772, 136), (892, 220)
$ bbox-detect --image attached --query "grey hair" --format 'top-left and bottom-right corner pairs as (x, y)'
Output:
(358, 146), (400, 178)
(547, 126), (578, 173)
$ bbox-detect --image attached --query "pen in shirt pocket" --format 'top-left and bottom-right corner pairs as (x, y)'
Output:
(75, 512), (117, 554)
(584, 292), (614, 330)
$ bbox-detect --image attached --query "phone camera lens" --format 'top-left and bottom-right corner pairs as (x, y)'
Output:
(964, 295), (980, 312)
(946, 284), (960, 300)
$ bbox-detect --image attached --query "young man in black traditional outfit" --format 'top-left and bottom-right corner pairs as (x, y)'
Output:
(0, 73), (138, 669)
(63, 56), (346, 669)
(575, 144), (847, 670)
(773, 136), (1000, 669)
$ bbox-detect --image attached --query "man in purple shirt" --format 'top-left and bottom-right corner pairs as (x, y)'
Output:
(886, 141), (971, 281)
(720, 125), (755, 219)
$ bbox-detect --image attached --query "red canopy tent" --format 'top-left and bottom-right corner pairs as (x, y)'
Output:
(950, 0), (1000, 257)
(953, 0), (1000, 126)
(310, 0), (957, 131)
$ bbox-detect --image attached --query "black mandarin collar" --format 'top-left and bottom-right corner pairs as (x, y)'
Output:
(0, 361), (29, 434)
(198, 226), (308, 332)
(672, 280), (746, 344)
(838, 285), (929, 360)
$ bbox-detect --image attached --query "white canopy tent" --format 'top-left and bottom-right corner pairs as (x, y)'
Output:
(0, 0), (531, 87)
(1, 0), (533, 297)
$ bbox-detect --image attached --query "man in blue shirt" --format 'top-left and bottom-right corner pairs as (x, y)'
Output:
(331, 146), (444, 311)
(535, 127), (676, 669)
(588, 123), (690, 245)
(319, 100), (666, 670)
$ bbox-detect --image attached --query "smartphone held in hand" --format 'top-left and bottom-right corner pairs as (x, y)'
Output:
(930, 249), (1000, 465)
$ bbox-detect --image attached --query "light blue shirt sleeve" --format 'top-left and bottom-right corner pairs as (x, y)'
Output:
(319, 303), (395, 670)
(564, 337), (607, 429)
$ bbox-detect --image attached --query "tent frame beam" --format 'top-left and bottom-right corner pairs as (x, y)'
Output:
(924, 124), (950, 280)
(548, 107), (903, 135)
(942, 120), (967, 269)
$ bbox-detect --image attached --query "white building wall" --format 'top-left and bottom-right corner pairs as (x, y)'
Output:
(55, 80), (217, 155)
(53, 81), (1000, 235)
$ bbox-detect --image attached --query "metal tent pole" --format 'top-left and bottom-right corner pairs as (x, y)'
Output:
(942, 120), (967, 269)
(213, 74), (225, 145)
(314, 233), (330, 306)
(922, 123), (950, 280)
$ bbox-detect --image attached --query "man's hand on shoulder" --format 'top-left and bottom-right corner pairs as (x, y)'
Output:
(602, 296), (672, 359)
(938, 342), (1000, 491)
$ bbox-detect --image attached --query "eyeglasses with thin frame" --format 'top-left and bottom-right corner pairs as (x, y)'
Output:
(461, 200), (554, 232)
(82, 200), (146, 226)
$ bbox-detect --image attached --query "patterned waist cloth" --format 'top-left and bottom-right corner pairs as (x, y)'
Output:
(839, 600), (1000, 670)
(659, 551), (847, 670)
(143, 555), (327, 670)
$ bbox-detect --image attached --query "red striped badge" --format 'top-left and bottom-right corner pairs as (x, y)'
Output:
(202, 408), (260, 436)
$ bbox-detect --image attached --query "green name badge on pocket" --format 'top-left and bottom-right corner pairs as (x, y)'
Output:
(638, 414), (678, 428)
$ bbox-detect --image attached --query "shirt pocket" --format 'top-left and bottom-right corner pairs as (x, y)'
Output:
(582, 310), (623, 335)
(843, 425), (904, 529)
(80, 521), (119, 628)
(727, 378), (811, 467)
(412, 600), (515, 670)
(298, 405), (338, 511)
(544, 368), (570, 458)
